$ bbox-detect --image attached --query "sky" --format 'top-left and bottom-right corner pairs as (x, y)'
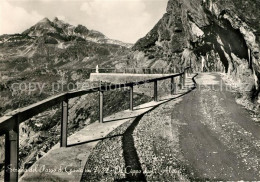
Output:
(0, 0), (168, 43)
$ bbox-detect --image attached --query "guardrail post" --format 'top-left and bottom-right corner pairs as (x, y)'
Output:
(179, 75), (183, 90)
(61, 97), (68, 148)
(154, 80), (158, 102)
(5, 118), (19, 182)
(183, 70), (186, 87)
(99, 90), (104, 123)
(129, 84), (134, 111)
(171, 77), (176, 95)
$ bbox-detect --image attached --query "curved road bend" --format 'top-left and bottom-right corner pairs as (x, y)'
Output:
(172, 72), (260, 180)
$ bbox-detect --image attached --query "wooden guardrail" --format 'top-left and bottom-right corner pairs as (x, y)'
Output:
(80, 67), (186, 74)
(0, 67), (191, 182)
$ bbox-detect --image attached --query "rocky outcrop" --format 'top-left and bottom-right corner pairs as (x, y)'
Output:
(133, 0), (260, 103)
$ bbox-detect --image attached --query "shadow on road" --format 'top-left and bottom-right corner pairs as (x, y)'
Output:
(80, 73), (199, 181)
(116, 115), (147, 181)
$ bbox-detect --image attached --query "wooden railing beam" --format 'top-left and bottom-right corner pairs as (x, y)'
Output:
(129, 84), (134, 111)
(171, 77), (176, 95)
(5, 117), (19, 182)
(99, 91), (104, 123)
(183, 70), (186, 87)
(179, 75), (183, 90)
(60, 98), (68, 148)
(154, 80), (158, 102)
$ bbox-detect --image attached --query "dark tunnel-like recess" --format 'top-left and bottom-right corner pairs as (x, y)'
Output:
(193, 16), (249, 73)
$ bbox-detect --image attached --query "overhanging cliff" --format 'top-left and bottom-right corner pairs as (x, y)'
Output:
(132, 0), (260, 102)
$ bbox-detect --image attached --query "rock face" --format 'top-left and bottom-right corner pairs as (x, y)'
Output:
(133, 0), (260, 102)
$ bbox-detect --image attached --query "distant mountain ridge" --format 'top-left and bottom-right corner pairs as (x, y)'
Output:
(0, 17), (132, 48)
(0, 17), (135, 72)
